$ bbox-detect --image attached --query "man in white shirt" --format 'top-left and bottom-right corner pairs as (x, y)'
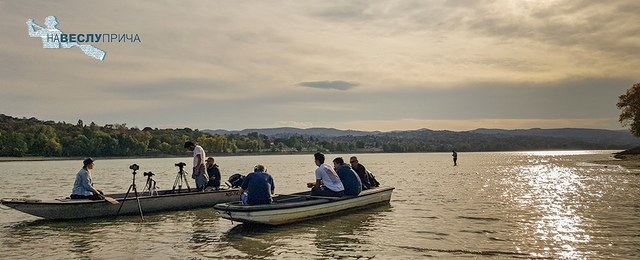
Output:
(184, 141), (209, 191)
(306, 152), (344, 197)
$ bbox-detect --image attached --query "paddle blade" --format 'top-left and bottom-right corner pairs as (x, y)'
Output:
(104, 196), (119, 204)
(78, 45), (106, 61)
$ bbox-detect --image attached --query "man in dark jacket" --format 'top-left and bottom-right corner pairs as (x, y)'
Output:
(205, 157), (221, 190)
(350, 156), (376, 189)
(333, 157), (362, 196)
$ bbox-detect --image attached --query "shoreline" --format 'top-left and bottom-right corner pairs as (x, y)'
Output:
(592, 154), (640, 170)
(0, 155), (185, 162)
(0, 152), (316, 162)
(3, 150), (639, 169)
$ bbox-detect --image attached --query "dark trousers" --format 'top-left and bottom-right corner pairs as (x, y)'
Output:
(311, 186), (344, 197)
(71, 190), (104, 200)
(70, 193), (103, 200)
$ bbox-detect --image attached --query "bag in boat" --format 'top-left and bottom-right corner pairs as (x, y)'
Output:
(227, 173), (245, 188)
(363, 170), (380, 189)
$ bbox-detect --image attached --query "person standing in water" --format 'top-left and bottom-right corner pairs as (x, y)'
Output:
(452, 150), (458, 166)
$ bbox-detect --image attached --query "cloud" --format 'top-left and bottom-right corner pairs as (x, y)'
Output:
(1, 1), (637, 131)
(297, 80), (359, 91)
(460, 0), (640, 58)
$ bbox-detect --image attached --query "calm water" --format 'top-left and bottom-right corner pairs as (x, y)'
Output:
(1, 151), (639, 259)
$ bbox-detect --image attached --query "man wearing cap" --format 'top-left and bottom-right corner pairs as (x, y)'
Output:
(70, 158), (104, 200)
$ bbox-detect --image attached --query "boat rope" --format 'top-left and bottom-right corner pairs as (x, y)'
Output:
(225, 210), (234, 225)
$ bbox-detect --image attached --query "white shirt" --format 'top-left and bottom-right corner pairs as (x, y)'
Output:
(315, 163), (344, 192)
(193, 145), (205, 168)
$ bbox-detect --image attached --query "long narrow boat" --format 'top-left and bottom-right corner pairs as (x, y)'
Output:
(214, 186), (394, 225)
(1, 188), (241, 220)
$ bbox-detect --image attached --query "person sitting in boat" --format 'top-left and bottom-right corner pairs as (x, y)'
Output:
(307, 152), (344, 197)
(240, 165), (275, 205)
(332, 157), (362, 196)
(205, 157), (221, 190)
(349, 156), (379, 190)
(70, 158), (104, 200)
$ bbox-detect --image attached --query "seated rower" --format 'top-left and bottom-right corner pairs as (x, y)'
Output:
(307, 152), (344, 197)
(205, 157), (221, 190)
(349, 156), (379, 189)
(240, 165), (275, 205)
(333, 157), (362, 196)
(70, 158), (104, 200)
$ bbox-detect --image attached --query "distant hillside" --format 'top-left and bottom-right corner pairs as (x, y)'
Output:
(204, 127), (379, 137)
(471, 128), (636, 147)
(205, 126), (640, 151)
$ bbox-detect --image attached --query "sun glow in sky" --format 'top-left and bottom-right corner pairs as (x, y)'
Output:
(0, 1), (638, 131)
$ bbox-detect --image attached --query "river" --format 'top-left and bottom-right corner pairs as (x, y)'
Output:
(1, 151), (639, 259)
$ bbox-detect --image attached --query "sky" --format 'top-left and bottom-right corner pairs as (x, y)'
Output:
(1, 0), (638, 132)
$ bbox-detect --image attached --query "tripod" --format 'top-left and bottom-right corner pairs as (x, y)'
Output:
(116, 166), (145, 221)
(142, 172), (158, 196)
(172, 163), (191, 193)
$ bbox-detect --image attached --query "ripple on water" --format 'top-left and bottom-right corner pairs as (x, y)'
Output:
(1, 152), (640, 259)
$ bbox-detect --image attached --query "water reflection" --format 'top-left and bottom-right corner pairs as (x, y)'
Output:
(506, 161), (591, 258)
(221, 205), (391, 259)
(2, 152), (640, 258)
(4, 216), (143, 259)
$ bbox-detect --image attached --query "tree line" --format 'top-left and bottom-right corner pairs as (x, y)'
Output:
(0, 115), (362, 157)
(0, 113), (637, 157)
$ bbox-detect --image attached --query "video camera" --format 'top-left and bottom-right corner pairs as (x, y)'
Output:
(143, 171), (155, 177)
(129, 164), (140, 171)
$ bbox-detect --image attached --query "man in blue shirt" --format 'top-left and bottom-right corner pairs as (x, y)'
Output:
(240, 165), (275, 205)
(332, 157), (362, 196)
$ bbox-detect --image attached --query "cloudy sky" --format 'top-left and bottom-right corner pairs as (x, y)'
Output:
(1, 1), (638, 131)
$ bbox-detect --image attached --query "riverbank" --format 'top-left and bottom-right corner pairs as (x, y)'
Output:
(593, 153), (640, 170)
(0, 152), (319, 163)
(0, 154), (183, 162)
(0, 157), (79, 162)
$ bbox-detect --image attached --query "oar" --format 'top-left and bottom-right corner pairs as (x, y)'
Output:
(103, 196), (119, 204)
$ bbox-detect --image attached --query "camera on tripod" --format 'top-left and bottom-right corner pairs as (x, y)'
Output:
(172, 162), (191, 192)
(143, 171), (154, 177)
(174, 162), (186, 168)
(129, 164), (140, 172)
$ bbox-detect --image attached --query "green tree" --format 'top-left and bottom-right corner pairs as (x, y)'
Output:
(0, 131), (28, 156)
(617, 82), (640, 137)
(28, 125), (62, 156)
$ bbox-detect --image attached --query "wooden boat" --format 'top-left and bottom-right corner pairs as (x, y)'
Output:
(214, 186), (394, 225)
(1, 188), (241, 220)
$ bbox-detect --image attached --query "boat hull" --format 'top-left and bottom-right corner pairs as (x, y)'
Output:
(1, 189), (241, 220)
(214, 187), (394, 225)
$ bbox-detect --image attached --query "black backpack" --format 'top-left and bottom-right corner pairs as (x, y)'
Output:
(227, 173), (245, 188)
(365, 170), (380, 188)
